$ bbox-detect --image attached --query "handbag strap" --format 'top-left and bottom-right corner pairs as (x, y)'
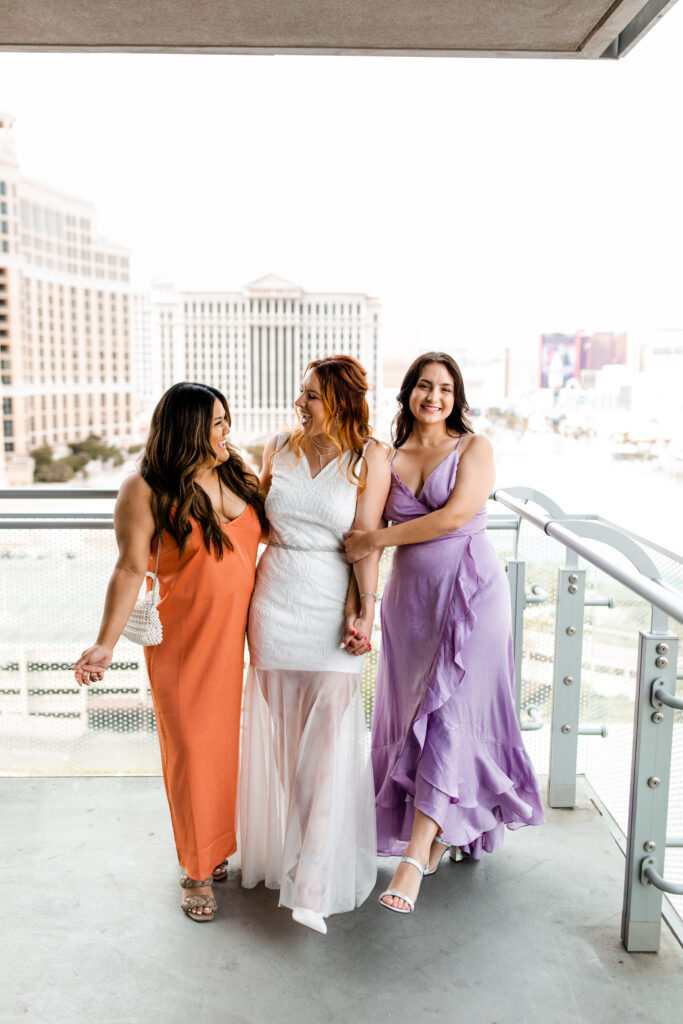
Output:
(147, 535), (162, 583)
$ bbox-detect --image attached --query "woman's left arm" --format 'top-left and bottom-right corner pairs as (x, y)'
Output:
(342, 441), (391, 651)
(344, 435), (495, 562)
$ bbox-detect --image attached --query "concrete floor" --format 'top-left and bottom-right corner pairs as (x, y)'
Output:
(3, 777), (683, 1024)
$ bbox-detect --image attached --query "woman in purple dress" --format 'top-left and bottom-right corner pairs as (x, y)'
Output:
(344, 352), (544, 914)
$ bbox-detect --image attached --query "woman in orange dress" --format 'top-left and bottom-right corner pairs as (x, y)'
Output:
(72, 382), (265, 923)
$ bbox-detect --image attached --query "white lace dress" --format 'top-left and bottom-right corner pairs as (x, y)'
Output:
(239, 436), (377, 919)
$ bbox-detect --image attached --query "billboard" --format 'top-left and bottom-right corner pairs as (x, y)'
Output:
(539, 333), (579, 389)
(579, 332), (627, 371)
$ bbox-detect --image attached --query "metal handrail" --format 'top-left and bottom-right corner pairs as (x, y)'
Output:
(492, 485), (683, 947)
(0, 489), (118, 499)
(492, 489), (683, 627)
(642, 860), (683, 897)
(652, 682), (683, 712)
(0, 518), (114, 529)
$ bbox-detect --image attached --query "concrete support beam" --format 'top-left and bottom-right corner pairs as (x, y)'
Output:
(0, 0), (678, 59)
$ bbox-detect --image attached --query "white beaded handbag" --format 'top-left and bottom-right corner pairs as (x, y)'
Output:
(121, 536), (163, 646)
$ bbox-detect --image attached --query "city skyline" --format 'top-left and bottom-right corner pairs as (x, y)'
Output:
(1, 1), (682, 363)
(0, 113), (385, 483)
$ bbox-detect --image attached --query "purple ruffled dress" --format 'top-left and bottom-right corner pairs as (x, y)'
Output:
(372, 442), (544, 859)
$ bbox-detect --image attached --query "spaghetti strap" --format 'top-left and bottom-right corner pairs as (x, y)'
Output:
(454, 433), (464, 452)
(389, 447), (399, 465)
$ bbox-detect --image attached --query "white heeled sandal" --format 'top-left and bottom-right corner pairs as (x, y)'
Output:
(378, 856), (426, 914)
(423, 835), (451, 877)
(292, 907), (327, 935)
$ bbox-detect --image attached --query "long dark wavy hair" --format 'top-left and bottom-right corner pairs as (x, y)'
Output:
(284, 354), (373, 489)
(393, 352), (473, 449)
(140, 382), (265, 557)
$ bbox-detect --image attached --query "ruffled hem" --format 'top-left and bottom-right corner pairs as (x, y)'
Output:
(375, 727), (544, 860)
(376, 768), (544, 860)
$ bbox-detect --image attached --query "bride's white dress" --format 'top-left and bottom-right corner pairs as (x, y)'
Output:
(239, 436), (377, 918)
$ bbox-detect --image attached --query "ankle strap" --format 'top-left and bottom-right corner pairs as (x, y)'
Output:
(400, 856), (426, 875)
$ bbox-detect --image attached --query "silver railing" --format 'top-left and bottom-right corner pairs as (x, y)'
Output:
(492, 487), (683, 953)
(1, 487), (682, 952)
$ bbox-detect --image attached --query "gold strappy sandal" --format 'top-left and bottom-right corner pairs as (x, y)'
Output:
(179, 875), (217, 923)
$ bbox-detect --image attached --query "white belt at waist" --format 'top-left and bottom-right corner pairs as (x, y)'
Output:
(267, 541), (345, 554)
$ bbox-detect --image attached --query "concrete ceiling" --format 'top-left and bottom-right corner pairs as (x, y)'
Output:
(0, 0), (679, 59)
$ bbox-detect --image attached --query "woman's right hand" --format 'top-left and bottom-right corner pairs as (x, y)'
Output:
(342, 611), (373, 656)
(71, 644), (114, 686)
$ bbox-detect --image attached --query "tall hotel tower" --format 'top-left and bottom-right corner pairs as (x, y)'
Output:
(0, 113), (135, 485)
(151, 274), (381, 437)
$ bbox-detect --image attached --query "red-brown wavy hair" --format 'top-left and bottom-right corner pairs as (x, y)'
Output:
(284, 355), (373, 489)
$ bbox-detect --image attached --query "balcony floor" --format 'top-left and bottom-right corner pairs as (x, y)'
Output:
(3, 775), (683, 1024)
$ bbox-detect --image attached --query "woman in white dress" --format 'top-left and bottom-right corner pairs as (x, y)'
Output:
(240, 355), (390, 934)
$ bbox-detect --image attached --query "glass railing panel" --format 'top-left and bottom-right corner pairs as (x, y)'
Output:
(0, 525), (161, 775)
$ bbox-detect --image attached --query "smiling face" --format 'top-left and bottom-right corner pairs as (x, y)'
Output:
(294, 370), (328, 436)
(208, 397), (231, 464)
(408, 361), (456, 425)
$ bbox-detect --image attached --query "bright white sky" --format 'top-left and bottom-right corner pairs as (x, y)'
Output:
(2, 5), (683, 358)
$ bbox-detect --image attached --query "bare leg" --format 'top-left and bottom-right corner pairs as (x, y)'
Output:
(380, 808), (440, 912)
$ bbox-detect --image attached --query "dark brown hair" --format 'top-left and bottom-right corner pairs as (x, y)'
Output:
(286, 354), (373, 489)
(140, 382), (265, 557)
(393, 352), (473, 449)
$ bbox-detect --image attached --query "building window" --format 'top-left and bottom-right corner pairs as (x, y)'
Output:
(0, 182), (5, 195)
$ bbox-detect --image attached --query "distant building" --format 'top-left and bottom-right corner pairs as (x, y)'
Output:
(540, 331), (627, 391)
(150, 274), (381, 437)
(0, 112), (135, 484)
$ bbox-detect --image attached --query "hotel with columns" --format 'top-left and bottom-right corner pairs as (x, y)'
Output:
(151, 274), (382, 438)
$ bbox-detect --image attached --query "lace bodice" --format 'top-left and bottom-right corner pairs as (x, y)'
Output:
(248, 434), (365, 672)
(265, 435), (360, 550)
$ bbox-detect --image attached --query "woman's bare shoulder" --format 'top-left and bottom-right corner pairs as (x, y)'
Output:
(364, 437), (391, 465)
(265, 431), (291, 456)
(116, 472), (153, 504)
(460, 433), (493, 461)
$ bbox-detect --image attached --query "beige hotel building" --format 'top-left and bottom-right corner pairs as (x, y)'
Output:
(151, 274), (381, 438)
(0, 112), (135, 485)
(0, 110), (382, 484)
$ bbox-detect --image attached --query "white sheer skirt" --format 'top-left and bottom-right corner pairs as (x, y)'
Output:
(239, 665), (377, 917)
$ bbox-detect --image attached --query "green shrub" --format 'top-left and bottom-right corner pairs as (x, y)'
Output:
(246, 444), (264, 470)
(37, 460), (75, 483)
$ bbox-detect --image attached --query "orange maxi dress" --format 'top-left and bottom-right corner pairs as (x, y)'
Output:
(144, 505), (261, 881)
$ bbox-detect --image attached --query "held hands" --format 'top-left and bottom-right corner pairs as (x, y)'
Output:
(341, 610), (373, 656)
(343, 529), (377, 563)
(70, 644), (114, 687)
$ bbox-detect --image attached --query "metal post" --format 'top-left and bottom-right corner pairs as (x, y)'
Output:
(621, 630), (679, 952)
(548, 567), (586, 808)
(506, 559), (525, 723)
